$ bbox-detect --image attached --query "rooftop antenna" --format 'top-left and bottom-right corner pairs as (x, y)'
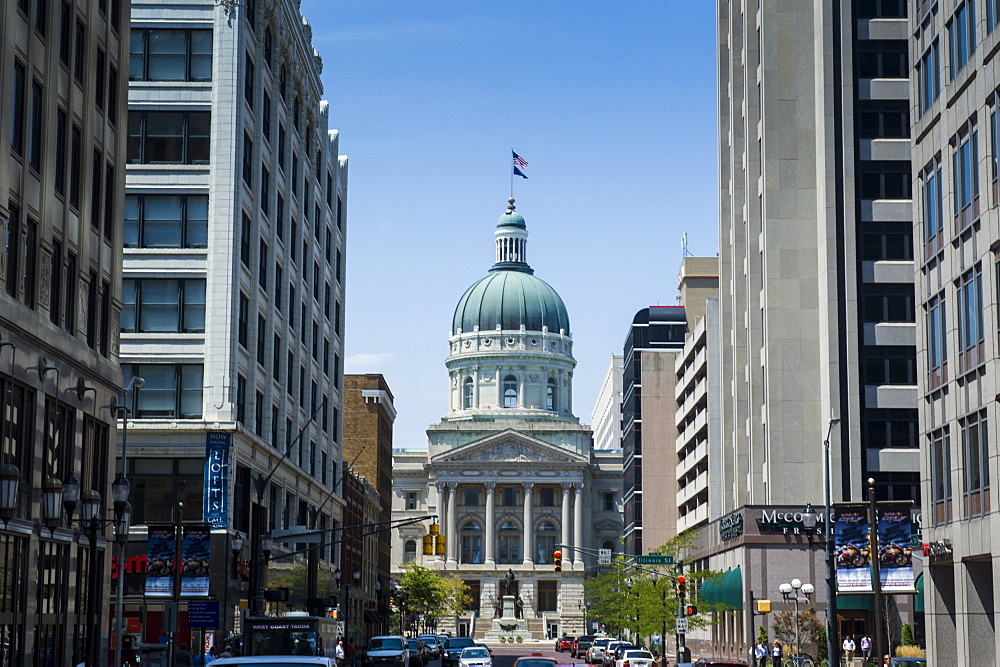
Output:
(681, 233), (693, 257)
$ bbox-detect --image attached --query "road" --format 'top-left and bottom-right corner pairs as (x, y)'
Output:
(413, 646), (589, 667)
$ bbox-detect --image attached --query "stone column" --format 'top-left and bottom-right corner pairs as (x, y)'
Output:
(561, 483), (572, 558)
(446, 483), (457, 564)
(485, 481), (496, 564)
(434, 483), (444, 562)
(573, 483), (584, 567)
(522, 481), (534, 564)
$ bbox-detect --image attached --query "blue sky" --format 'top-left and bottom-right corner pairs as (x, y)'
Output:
(301, 1), (719, 449)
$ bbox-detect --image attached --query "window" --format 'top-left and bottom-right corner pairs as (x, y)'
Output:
(406, 492), (418, 510)
(95, 48), (105, 112)
(261, 165), (270, 216)
(129, 29), (212, 81)
(536, 581), (558, 612)
(958, 265), (985, 369)
(861, 284), (914, 322)
(949, 2), (975, 77)
(69, 124), (81, 208)
(862, 408), (918, 448)
(236, 375), (246, 424)
(104, 162), (116, 242)
(403, 540), (417, 564)
(463, 377), (474, 409)
(278, 123), (286, 168)
(929, 428), (951, 525)
(535, 522), (557, 563)
(123, 364), (203, 418)
(503, 375), (518, 408)
(91, 149), (103, 226)
(4, 206), (38, 308)
(264, 27), (273, 67)
(121, 279), (206, 333)
(238, 293), (249, 348)
(256, 314), (266, 365)
(276, 194), (285, 240)
(292, 152), (299, 196)
(858, 162), (911, 199)
(74, 19), (85, 82)
(538, 487), (554, 506)
(861, 346), (916, 385)
(603, 493), (615, 511)
(28, 79), (43, 171)
(501, 487), (518, 506)
(546, 377), (557, 410)
(464, 486), (479, 506)
(860, 222), (913, 261)
(240, 212), (252, 267)
(124, 195), (208, 248)
(59, 2), (71, 64)
(127, 111), (210, 164)
(255, 390), (264, 436)
(856, 0), (904, 18)
(244, 51), (254, 108)
(245, 0), (256, 29)
(11, 61), (26, 156)
(497, 521), (521, 564)
(926, 294), (948, 376)
(922, 161), (943, 252)
(243, 131), (253, 184)
(274, 264), (283, 311)
(952, 122), (980, 227)
(856, 100), (909, 139)
(108, 65), (119, 125)
(461, 521), (483, 564)
(259, 238), (268, 287)
(855, 40), (908, 78)
(918, 41), (939, 114)
(262, 92), (271, 139)
(962, 412), (990, 517)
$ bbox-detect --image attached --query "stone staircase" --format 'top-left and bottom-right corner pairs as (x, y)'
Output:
(472, 616), (545, 642)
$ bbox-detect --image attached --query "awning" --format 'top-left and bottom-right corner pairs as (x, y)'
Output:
(914, 573), (924, 613)
(364, 610), (385, 624)
(720, 566), (743, 609)
(699, 577), (721, 605)
(347, 623), (364, 635)
(835, 581), (874, 610)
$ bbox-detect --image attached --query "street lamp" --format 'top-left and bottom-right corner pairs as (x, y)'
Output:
(823, 416), (841, 666)
(113, 375), (141, 667)
(779, 579), (814, 659)
(651, 571), (667, 667)
(254, 532), (273, 614)
(0, 463), (20, 525)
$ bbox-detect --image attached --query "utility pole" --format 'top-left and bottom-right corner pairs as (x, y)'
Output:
(676, 560), (689, 665)
(868, 478), (886, 662)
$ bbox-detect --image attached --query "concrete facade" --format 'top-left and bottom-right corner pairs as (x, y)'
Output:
(591, 355), (623, 452)
(120, 0), (347, 639)
(909, 1), (1000, 663)
(0, 0), (130, 662)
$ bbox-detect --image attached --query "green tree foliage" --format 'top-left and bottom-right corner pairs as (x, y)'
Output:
(268, 564), (334, 608)
(757, 625), (769, 644)
(583, 531), (727, 638)
(394, 564), (471, 631)
(770, 605), (822, 656)
(900, 622), (914, 647)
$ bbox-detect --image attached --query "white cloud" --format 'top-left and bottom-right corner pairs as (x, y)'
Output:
(345, 352), (397, 374)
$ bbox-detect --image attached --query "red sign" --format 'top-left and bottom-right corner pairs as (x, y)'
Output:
(112, 555), (149, 579)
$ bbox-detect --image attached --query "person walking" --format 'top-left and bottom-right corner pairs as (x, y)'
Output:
(754, 640), (768, 666)
(347, 637), (357, 667)
(335, 638), (346, 667)
(175, 644), (194, 667)
(192, 645), (216, 665)
(843, 635), (856, 662)
(770, 640), (782, 667)
(219, 645), (234, 658)
(860, 635), (872, 663)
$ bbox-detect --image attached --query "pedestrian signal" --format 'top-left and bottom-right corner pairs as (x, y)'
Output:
(685, 605), (697, 616)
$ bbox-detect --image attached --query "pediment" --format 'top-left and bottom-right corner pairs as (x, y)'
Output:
(432, 429), (586, 465)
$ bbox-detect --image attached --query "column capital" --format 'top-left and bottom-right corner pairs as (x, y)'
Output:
(574, 483), (584, 494)
(523, 480), (535, 489)
(485, 481), (496, 490)
(561, 482), (572, 491)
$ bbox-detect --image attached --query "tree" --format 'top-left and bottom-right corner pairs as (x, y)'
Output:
(394, 564), (471, 633)
(268, 564), (334, 608)
(771, 605), (822, 656)
(757, 625), (769, 644)
(900, 623), (915, 647)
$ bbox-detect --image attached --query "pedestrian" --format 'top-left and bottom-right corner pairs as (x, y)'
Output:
(192, 645), (216, 665)
(347, 637), (357, 667)
(219, 645), (234, 659)
(175, 643), (194, 667)
(843, 635), (856, 662)
(335, 638), (346, 667)
(883, 656), (891, 666)
(754, 639), (768, 666)
(770, 640), (782, 667)
(860, 635), (872, 663)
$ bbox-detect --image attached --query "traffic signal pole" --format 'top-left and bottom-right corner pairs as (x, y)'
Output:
(676, 561), (689, 665)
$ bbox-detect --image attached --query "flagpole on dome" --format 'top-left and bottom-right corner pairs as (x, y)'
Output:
(511, 149), (528, 198)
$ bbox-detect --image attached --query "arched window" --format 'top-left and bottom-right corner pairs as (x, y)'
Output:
(461, 521), (483, 564)
(602, 540), (615, 552)
(404, 539), (417, 563)
(497, 520), (521, 564)
(503, 375), (518, 408)
(535, 522), (558, 563)
(546, 378), (557, 410)
(463, 377), (474, 409)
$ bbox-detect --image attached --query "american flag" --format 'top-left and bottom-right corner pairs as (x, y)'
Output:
(512, 151), (528, 169)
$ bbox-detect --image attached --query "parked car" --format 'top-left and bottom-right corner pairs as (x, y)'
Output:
(406, 637), (429, 667)
(459, 646), (493, 667)
(615, 649), (656, 667)
(512, 656), (558, 667)
(692, 661), (747, 667)
(587, 638), (612, 664)
(418, 635), (441, 659)
(442, 637), (477, 667)
(571, 636), (596, 659)
(604, 642), (637, 667)
(365, 635), (410, 667)
(556, 636), (576, 652)
(213, 659), (337, 666)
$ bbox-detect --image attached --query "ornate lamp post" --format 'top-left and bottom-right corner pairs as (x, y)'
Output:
(823, 416), (840, 665)
(779, 578), (814, 659)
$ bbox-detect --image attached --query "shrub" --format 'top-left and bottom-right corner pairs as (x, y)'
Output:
(900, 623), (915, 646)
(499, 637), (507, 644)
(516, 636), (523, 643)
(895, 645), (925, 658)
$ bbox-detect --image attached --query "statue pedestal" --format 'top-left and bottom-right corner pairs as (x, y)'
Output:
(501, 595), (516, 618)
(484, 595), (532, 641)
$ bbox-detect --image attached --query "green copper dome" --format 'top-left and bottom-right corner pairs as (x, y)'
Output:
(452, 269), (571, 335)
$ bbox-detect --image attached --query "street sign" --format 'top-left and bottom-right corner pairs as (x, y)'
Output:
(675, 618), (689, 633)
(188, 600), (220, 629)
(636, 554), (674, 565)
(598, 548), (612, 565)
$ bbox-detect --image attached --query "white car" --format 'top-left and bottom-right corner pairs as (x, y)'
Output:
(212, 658), (337, 666)
(602, 641), (633, 667)
(459, 646), (492, 667)
(615, 649), (656, 667)
(587, 638), (612, 664)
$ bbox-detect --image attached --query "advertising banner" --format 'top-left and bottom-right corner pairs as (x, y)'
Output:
(145, 526), (176, 597)
(834, 506), (872, 593)
(181, 524), (212, 596)
(877, 505), (915, 592)
(203, 432), (231, 528)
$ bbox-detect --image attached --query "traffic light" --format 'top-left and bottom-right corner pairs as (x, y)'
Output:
(685, 604), (698, 616)
(435, 533), (446, 556)
(755, 599), (772, 614)
(677, 575), (686, 597)
(422, 534), (433, 555)
(553, 550), (562, 571)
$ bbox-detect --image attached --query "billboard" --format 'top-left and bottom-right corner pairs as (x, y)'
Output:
(835, 504), (915, 594)
(834, 506), (872, 593)
(877, 505), (915, 592)
(204, 432), (231, 528)
(145, 526), (176, 597)
(181, 525), (212, 596)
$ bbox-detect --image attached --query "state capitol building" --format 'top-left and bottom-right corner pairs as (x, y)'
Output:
(391, 199), (624, 639)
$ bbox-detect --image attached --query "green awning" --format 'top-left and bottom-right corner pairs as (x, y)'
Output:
(720, 566), (743, 610)
(914, 573), (924, 613)
(699, 577), (721, 604)
(836, 581), (874, 610)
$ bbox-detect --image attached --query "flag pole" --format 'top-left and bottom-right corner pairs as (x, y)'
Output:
(510, 148), (514, 198)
